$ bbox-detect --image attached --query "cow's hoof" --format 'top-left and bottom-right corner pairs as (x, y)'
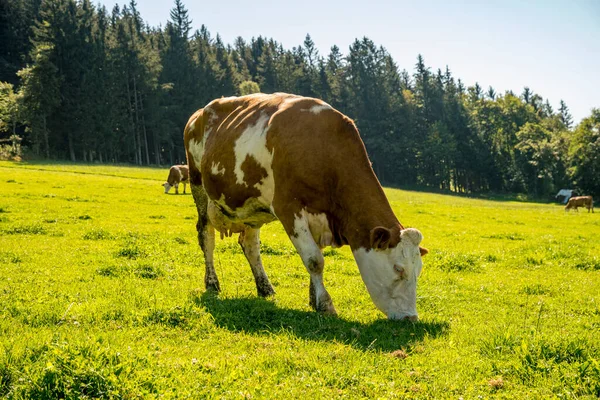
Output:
(205, 280), (221, 293)
(257, 285), (276, 298)
(318, 303), (337, 316)
(316, 293), (337, 316)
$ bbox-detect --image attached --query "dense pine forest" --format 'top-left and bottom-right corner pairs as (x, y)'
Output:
(1, 0), (598, 197)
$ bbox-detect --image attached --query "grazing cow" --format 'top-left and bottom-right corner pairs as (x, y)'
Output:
(184, 93), (428, 321)
(163, 165), (189, 194)
(565, 196), (594, 213)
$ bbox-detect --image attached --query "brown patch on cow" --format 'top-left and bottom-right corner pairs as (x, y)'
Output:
(240, 154), (268, 190)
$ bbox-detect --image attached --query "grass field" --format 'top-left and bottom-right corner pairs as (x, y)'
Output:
(1, 160), (599, 399)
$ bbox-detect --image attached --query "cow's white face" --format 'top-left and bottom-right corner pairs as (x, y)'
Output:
(162, 182), (172, 194)
(353, 228), (427, 321)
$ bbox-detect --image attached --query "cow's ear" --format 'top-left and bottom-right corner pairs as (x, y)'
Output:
(370, 226), (392, 250)
(419, 246), (429, 257)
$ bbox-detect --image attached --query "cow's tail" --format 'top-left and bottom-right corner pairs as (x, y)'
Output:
(184, 108), (217, 269)
(184, 108), (204, 188)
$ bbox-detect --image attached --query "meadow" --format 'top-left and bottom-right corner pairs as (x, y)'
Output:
(0, 160), (599, 399)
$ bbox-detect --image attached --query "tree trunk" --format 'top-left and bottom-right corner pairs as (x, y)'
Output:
(126, 78), (138, 165)
(67, 131), (76, 161)
(153, 129), (160, 165)
(138, 93), (150, 165)
(43, 115), (50, 159)
(132, 75), (142, 165)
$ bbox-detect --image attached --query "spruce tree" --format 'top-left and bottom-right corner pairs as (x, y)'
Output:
(559, 99), (573, 129)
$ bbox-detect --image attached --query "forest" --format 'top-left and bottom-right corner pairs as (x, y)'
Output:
(1, 0), (599, 197)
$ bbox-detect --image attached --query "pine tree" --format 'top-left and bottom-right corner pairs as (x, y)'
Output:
(256, 41), (277, 92)
(169, 0), (191, 39)
(214, 35), (237, 96)
(522, 86), (532, 104)
(559, 99), (573, 129)
(325, 45), (345, 108)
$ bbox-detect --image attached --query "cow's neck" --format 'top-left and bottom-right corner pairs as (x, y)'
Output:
(332, 169), (403, 250)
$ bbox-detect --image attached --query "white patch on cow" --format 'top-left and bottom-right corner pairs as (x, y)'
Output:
(308, 104), (332, 114)
(304, 211), (335, 248)
(163, 182), (172, 194)
(352, 229), (424, 320)
(187, 138), (204, 173)
(174, 167), (183, 181)
(211, 162), (225, 176)
(189, 119), (196, 132)
(232, 114), (275, 205)
(292, 213), (327, 297)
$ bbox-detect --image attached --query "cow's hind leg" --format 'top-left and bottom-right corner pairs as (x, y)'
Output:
(287, 215), (336, 315)
(191, 184), (220, 292)
(238, 227), (275, 297)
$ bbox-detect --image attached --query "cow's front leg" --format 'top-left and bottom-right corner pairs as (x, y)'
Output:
(288, 215), (336, 315)
(238, 227), (275, 297)
(175, 183), (180, 194)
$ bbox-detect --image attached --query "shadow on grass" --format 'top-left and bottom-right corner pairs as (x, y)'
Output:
(196, 291), (449, 352)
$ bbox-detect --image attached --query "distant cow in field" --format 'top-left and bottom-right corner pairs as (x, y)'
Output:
(565, 196), (594, 213)
(163, 165), (189, 194)
(184, 93), (428, 321)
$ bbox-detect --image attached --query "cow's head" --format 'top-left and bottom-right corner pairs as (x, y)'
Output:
(353, 227), (428, 321)
(162, 182), (172, 194)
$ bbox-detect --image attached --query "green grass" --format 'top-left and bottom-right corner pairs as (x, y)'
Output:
(1, 160), (599, 398)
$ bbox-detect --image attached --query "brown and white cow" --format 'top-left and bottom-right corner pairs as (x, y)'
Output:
(565, 196), (594, 213)
(184, 93), (428, 321)
(163, 165), (189, 194)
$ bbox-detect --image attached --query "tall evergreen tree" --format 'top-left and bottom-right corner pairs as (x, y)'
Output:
(559, 99), (573, 129)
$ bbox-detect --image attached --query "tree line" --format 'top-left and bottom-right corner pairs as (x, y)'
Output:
(1, 0), (598, 198)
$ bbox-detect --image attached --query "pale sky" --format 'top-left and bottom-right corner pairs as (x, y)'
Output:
(97, 0), (600, 124)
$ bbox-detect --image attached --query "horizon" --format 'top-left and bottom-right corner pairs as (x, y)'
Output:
(96, 0), (600, 125)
